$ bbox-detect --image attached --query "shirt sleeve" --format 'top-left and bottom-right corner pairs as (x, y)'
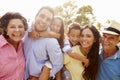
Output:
(62, 39), (72, 53)
(46, 38), (63, 77)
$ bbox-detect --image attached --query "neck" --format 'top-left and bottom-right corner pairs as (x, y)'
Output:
(7, 39), (19, 51)
(103, 47), (118, 59)
(80, 46), (91, 56)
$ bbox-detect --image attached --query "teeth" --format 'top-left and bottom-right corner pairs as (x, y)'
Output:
(82, 42), (87, 44)
(104, 44), (110, 47)
(13, 34), (21, 37)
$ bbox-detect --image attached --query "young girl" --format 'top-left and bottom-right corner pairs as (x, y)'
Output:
(49, 16), (65, 80)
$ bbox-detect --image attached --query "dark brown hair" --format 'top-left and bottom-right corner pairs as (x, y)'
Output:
(68, 22), (81, 34)
(53, 16), (65, 48)
(0, 12), (28, 39)
(81, 25), (100, 80)
(67, 22), (81, 46)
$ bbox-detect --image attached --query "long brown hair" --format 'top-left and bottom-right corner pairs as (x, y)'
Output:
(54, 16), (65, 48)
(81, 25), (100, 80)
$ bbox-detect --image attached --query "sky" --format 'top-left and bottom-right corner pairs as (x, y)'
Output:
(0, 0), (120, 24)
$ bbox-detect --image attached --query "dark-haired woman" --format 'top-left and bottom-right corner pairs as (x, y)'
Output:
(0, 12), (28, 80)
(64, 25), (100, 80)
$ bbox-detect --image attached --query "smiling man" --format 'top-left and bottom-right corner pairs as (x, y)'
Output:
(23, 6), (63, 80)
(97, 20), (120, 80)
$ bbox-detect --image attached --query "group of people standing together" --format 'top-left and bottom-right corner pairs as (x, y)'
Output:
(0, 6), (120, 80)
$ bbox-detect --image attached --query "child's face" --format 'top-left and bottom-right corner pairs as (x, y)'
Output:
(68, 29), (80, 46)
(51, 18), (62, 33)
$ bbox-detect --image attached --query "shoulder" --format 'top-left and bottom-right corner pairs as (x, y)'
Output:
(45, 37), (58, 43)
(44, 38), (60, 47)
(0, 35), (8, 48)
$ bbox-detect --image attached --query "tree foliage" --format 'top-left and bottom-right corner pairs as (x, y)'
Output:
(54, 1), (96, 28)
(54, 1), (77, 27)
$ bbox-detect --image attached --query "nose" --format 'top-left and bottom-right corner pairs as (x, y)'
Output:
(73, 37), (79, 42)
(82, 36), (86, 40)
(102, 37), (108, 42)
(42, 18), (47, 24)
(15, 27), (20, 31)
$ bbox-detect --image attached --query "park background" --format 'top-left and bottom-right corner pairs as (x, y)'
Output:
(0, 0), (120, 33)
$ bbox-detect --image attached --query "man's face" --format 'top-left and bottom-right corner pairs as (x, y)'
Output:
(101, 33), (119, 50)
(34, 9), (53, 32)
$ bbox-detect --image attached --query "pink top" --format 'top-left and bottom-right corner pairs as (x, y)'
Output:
(0, 35), (25, 80)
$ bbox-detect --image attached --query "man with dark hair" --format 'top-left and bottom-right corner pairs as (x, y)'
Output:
(24, 6), (63, 80)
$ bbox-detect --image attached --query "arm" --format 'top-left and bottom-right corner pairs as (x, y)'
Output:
(55, 70), (62, 80)
(63, 39), (89, 67)
(28, 26), (60, 39)
(28, 30), (60, 39)
(67, 50), (89, 67)
(39, 31), (60, 39)
(28, 27), (39, 39)
(39, 61), (52, 80)
(39, 65), (51, 80)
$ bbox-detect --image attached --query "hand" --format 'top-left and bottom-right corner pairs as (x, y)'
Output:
(39, 66), (51, 80)
(28, 30), (40, 39)
(55, 71), (61, 80)
(83, 58), (89, 67)
(28, 76), (38, 80)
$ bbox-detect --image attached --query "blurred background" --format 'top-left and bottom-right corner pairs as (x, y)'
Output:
(0, 0), (120, 34)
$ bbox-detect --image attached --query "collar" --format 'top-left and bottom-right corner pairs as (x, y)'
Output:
(0, 35), (23, 48)
(0, 35), (8, 48)
(100, 46), (120, 59)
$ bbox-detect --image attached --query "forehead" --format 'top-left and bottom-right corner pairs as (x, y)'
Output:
(53, 18), (61, 23)
(8, 19), (23, 25)
(81, 28), (93, 34)
(69, 29), (80, 35)
(54, 18), (60, 21)
(37, 9), (53, 19)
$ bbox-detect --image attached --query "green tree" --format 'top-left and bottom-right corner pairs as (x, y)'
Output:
(75, 5), (95, 26)
(54, 1), (77, 25)
(54, 1), (95, 28)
